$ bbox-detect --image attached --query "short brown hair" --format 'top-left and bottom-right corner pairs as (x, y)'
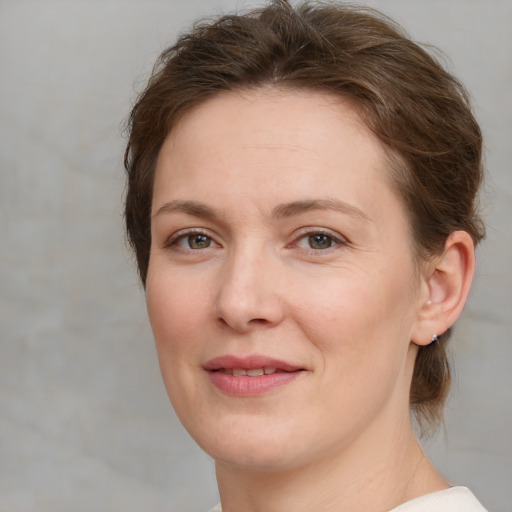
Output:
(124, 0), (484, 431)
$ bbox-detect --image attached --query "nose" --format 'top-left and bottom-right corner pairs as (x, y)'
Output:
(213, 248), (285, 333)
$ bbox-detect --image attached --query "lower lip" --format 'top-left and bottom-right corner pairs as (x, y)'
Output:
(208, 371), (303, 396)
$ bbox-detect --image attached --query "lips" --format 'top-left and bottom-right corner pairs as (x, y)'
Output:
(204, 355), (305, 396)
(204, 355), (303, 373)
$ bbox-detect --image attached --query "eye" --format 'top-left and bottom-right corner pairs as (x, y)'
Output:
(166, 230), (217, 250)
(181, 234), (212, 249)
(293, 230), (345, 250)
(306, 233), (336, 250)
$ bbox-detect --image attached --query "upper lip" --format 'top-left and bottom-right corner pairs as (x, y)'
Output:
(203, 355), (303, 372)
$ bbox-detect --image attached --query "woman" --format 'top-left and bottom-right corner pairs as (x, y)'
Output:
(124, 1), (487, 510)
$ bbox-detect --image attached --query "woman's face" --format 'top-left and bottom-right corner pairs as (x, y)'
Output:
(147, 89), (426, 470)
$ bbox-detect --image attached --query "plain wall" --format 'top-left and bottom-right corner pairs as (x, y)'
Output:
(1, 1), (510, 511)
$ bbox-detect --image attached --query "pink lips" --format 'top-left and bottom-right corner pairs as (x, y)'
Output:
(204, 355), (305, 396)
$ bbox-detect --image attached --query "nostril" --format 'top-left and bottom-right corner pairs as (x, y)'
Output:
(216, 317), (229, 327)
(216, 317), (267, 325)
(214, 284), (285, 331)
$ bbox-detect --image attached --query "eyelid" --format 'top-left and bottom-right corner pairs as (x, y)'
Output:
(164, 228), (220, 249)
(162, 226), (347, 251)
(288, 227), (349, 250)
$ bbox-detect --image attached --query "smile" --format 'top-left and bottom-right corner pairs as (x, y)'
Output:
(217, 367), (279, 376)
(204, 355), (306, 396)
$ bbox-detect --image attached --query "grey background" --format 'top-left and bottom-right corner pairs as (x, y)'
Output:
(0, 0), (510, 511)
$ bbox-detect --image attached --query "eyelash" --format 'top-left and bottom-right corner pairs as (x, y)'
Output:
(288, 229), (347, 253)
(164, 228), (347, 253)
(164, 229), (220, 251)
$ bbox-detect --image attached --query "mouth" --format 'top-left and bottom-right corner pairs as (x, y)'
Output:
(216, 367), (290, 376)
(204, 355), (304, 374)
(204, 355), (306, 396)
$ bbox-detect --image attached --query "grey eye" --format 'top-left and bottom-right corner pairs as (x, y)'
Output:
(307, 233), (335, 250)
(175, 233), (213, 249)
(187, 234), (211, 249)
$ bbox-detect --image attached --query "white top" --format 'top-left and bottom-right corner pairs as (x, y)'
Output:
(208, 486), (488, 512)
(389, 487), (487, 511)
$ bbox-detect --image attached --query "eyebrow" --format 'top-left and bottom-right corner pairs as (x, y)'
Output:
(271, 198), (371, 222)
(154, 200), (217, 219)
(153, 198), (370, 222)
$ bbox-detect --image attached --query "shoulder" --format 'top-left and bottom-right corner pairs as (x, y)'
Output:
(390, 487), (488, 512)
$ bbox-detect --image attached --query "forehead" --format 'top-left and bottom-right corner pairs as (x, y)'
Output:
(154, 88), (394, 201)
(166, 88), (373, 150)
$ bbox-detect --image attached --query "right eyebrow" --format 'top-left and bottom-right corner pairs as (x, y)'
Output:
(153, 200), (220, 220)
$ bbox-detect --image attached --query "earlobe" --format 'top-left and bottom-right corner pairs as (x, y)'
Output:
(412, 231), (476, 346)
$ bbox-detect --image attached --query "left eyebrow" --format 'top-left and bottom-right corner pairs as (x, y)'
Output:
(271, 198), (371, 222)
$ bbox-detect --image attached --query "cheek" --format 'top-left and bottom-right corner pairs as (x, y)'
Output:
(146, 269), (207, 359)
(145, 269), (210, 415)
(293, 266), (416, 371)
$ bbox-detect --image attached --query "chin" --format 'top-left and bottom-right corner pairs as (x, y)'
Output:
(187, 414), (324, 472)
(211, 443), (302, 472)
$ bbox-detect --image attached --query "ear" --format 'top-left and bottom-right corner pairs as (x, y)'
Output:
(411, 231), (476, 347)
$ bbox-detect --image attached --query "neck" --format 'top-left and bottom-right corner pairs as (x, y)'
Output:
(215, 413), (447, 512)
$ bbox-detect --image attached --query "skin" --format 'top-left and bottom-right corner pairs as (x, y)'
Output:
(146, 88), (474, 512)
